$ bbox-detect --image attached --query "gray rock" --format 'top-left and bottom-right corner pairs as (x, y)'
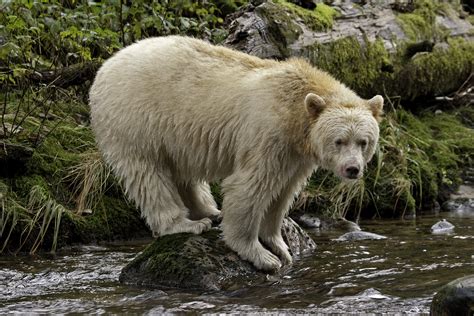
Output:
(431, 275), (474, 316)
(334, 231), (387, 242)
(282, 217), (317, 257)
(120, 218), (316, 291)
(295, 213), (321, 228)
(431, 219), (455, 234)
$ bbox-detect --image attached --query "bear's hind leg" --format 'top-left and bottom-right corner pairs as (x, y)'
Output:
(117, 158), (212, 237)
(177, 181), (221, 220)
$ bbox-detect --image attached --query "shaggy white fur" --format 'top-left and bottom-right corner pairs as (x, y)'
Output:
(89, 36), (383, 271)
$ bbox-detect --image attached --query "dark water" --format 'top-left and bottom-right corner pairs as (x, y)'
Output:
(1, 212), (473, 314)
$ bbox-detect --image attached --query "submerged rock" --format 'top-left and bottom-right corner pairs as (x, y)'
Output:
(120, 218), (316, 291)
(431, 275), (474, 316)
(431, 219), (455, 234)
(334, 231), (387, 242)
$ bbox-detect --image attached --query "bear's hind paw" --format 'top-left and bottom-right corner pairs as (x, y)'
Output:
(185, 218), (212, 234)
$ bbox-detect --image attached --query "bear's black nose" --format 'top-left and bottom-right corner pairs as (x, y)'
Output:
(346, 166), (359, 179)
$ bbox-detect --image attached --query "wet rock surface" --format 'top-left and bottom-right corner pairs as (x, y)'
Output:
(431, 219), (455, 235)
(334, 231), (387, 242)
(120, 218), (316, 291)
(431, 275), (474, 316)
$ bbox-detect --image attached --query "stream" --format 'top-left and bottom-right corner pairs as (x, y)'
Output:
(1, 211), (473, 314)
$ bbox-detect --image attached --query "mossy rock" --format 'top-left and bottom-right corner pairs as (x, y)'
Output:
(120, 218), (316, 291)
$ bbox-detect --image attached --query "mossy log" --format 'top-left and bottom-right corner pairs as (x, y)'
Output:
(226, 0), (474, 101)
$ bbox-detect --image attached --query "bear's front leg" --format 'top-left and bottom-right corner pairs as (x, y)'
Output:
(221, 168), (287, 271)
(259, 170), (310, 265)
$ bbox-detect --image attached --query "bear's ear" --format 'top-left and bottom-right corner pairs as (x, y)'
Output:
(305, 93), (326, 118)
(367, 95), (384, 121)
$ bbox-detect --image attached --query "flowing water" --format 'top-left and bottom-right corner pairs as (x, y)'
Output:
(1, 212), (473, 314)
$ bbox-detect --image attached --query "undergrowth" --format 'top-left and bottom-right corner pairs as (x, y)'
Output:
(1, 0), (252, 253)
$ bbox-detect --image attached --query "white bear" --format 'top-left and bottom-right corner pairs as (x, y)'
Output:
(89, 36), (383, 271)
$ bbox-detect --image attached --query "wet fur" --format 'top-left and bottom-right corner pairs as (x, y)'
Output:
(89, 36), (383, 271)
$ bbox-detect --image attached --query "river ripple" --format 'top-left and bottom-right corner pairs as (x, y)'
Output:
(1, 212), (473, 314)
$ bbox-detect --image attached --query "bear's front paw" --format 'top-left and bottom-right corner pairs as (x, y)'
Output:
(261, 235), (292, 265)
(253, 248), (282, 271)
(236, 241), (282, 271)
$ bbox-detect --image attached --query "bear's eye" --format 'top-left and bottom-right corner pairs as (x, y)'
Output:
(335, 139), (343, 146)
(358, 140), (368, 147)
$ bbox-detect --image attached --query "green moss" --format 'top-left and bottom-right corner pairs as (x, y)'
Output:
(396, 0), (439, 41)
(122, 230), (226, 287)
(1, 93), (148, 253)
(136, 233), (199, 282)
(119, 229), (257, 290)
(393, 38), (474, 100)
(256, 1), (303, 55)
(305, 33), (473, 100)
(306, 37), (391, 98)
(422, 109), (474, 169)
(467, 15), (474, 26)
(67, 195), (148, 244)
(272, 0), (338, 31)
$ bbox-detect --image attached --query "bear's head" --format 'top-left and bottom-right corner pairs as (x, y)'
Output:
(305, 93), (383, 180)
